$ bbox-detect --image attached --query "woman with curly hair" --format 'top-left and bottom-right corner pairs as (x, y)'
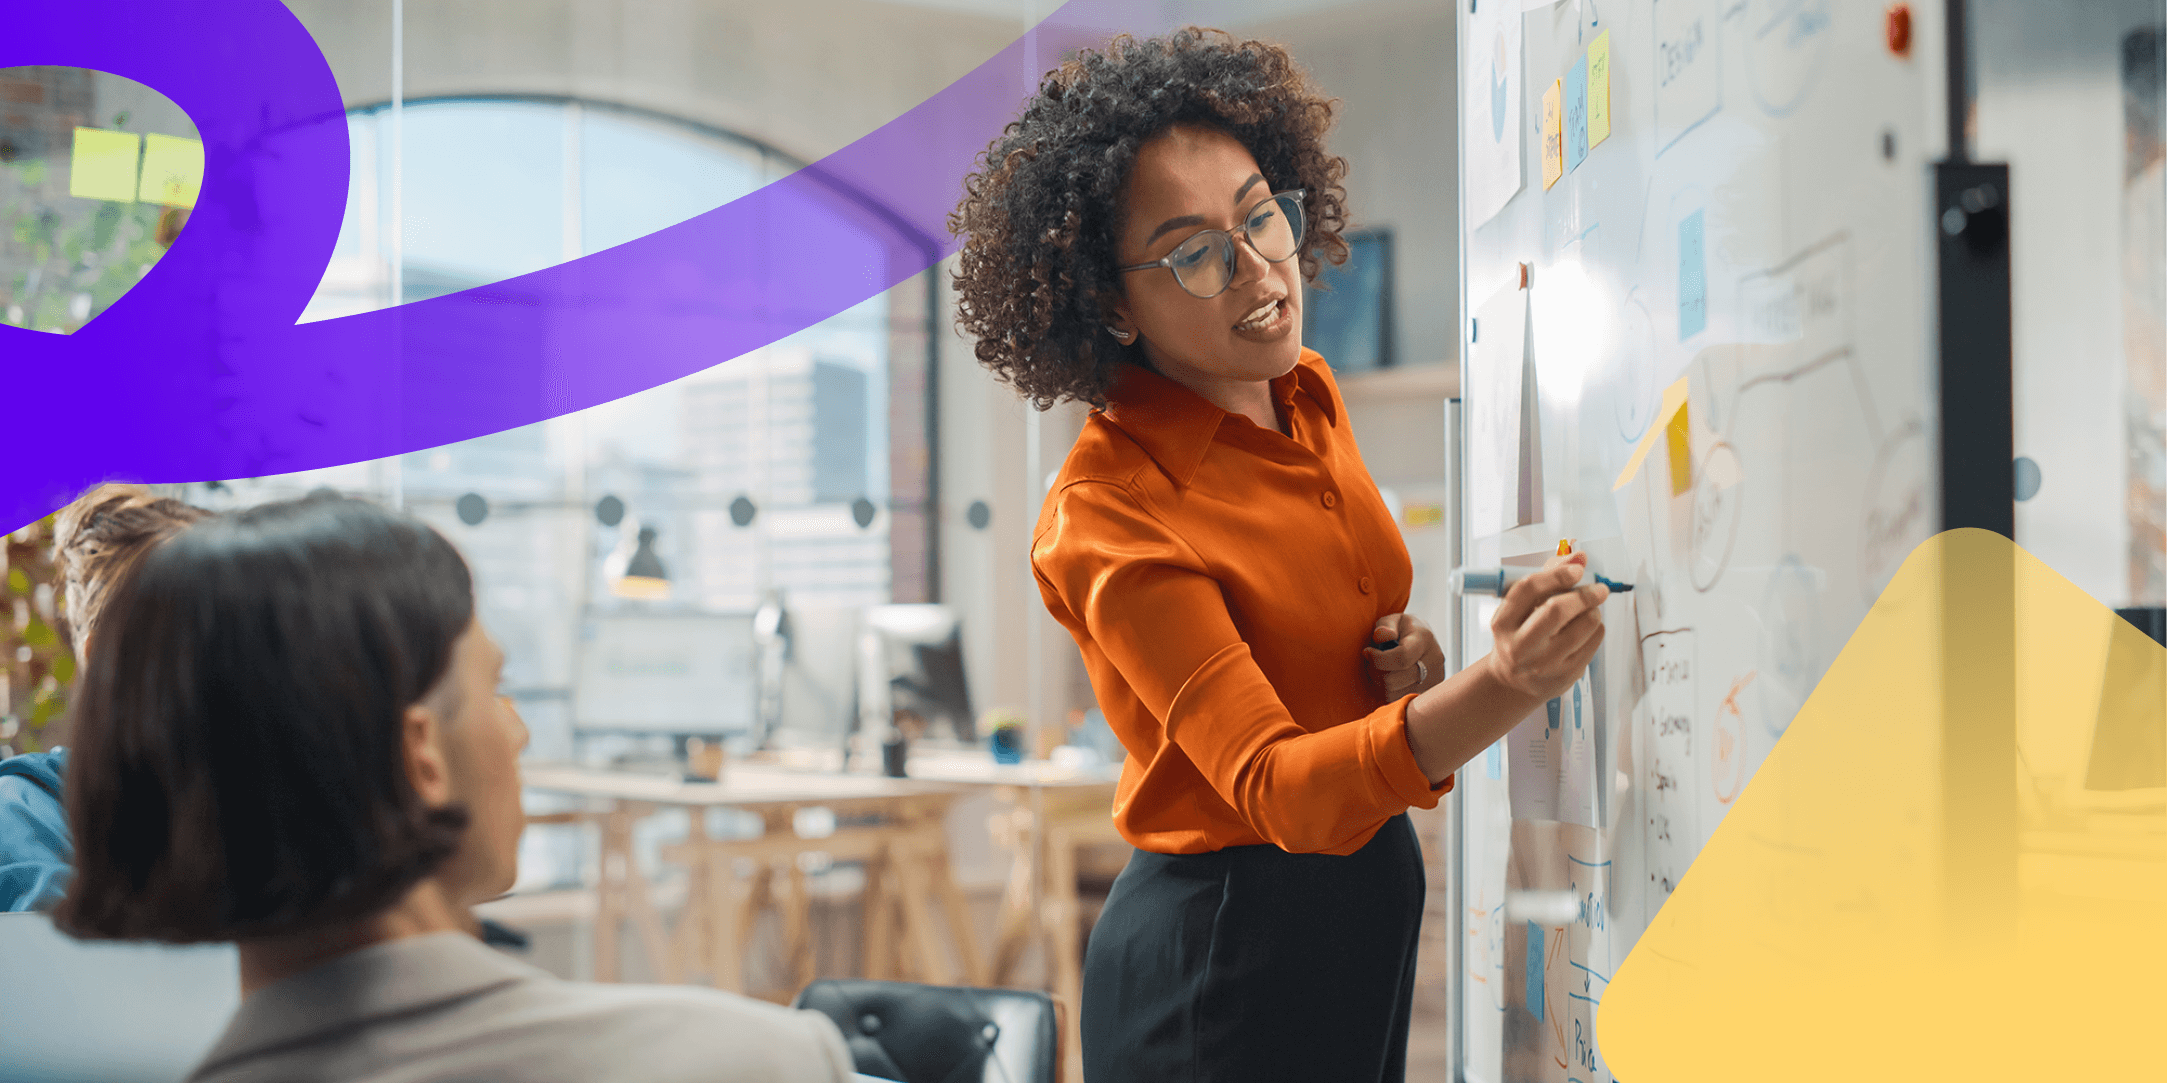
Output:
(951, 28), (1609, 1081)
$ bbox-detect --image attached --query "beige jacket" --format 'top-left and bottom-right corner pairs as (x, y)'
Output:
(186, 931), (854, 1083)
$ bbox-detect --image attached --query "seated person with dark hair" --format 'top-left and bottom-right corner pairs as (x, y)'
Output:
(0, 483), (209, 912)
(53, 494), (854, 1083)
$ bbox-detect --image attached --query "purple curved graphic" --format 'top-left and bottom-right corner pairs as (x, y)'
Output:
(1, 0), (1170, 529)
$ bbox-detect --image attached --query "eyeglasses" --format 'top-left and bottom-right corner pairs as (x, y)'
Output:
(1118, 189), (1307, 300)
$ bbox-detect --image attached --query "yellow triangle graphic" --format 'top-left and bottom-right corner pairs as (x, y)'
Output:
(1600, 529), (2166, 1080)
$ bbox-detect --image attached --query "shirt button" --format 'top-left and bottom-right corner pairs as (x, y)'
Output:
(1321, 491), (1337, 508)
(1359, 576), (1374, 594)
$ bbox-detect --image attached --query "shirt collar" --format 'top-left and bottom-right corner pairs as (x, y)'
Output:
(195, 931), (538, 1074)
(1100, 348), (1338, 490)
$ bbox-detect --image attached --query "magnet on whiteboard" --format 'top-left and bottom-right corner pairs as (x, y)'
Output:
(1885, 4), (1912, 58)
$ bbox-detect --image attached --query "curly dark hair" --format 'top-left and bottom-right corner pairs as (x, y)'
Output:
(949, 27), (1351, 409)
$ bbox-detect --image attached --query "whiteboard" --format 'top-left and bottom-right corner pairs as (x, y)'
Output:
(1453, 2), (1941, 1080)
(573, 613), (756, 734)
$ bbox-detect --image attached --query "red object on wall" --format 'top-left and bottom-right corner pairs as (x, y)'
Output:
(1886, 4), (1913, 58)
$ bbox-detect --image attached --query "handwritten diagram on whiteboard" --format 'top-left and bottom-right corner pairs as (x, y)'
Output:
(1455, 0), (1937, 1079)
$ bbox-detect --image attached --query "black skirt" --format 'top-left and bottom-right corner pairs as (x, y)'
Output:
(1080, 814), (1426, 1083)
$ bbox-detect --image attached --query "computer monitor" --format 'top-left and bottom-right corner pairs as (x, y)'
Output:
(0, 912), (239, 1082)
(572, 612), (756, 736)
(858, 605), (975, 742)
(2084, 606), (2166, 793)
(756, 603), (863, 750)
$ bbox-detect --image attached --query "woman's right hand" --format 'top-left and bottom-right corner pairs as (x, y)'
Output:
(1481, 552), (1608, 701)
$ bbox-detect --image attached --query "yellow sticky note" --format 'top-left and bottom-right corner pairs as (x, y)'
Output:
(1541, 79), (1564, 190)
(68, 127), (140, 203)
(137, 133), (204, 208)
(1665, 399), (1692, 495)
(1588, 31), (1612, 147)
(1613, 377), (1690, 490)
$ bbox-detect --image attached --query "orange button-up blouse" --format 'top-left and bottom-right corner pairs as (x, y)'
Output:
(1032, 349), (1451, 857)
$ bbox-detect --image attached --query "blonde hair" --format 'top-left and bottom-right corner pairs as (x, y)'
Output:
(51, 484), (211, 650)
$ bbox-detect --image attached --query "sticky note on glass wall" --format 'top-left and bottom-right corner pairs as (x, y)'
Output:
(1541, 78), (1564, 190)
(68, 127), (140, 203)
(138, 133), (204, 208)
(1565, 55), (1589, 172)
(1666, 399), (1693, 496)
(1589, 31), (1612, 147)
(1614, 378), (1689, 490)
(1678, 208), (1707, 340)
(1526, 921), (1546, 1020)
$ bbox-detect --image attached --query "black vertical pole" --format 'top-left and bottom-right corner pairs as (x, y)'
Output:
(1945, 0), (1971, 164)
(1935, 0), (2016, 942)
(1935, 162), (2013, 538)
(924, 265), (944, 604)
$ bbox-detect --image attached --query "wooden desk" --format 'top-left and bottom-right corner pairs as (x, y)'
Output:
(521, 764), (981, 1001)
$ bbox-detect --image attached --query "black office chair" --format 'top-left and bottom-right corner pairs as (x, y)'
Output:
(794, 979), (1059, 1083)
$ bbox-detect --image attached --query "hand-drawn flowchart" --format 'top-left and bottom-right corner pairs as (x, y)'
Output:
(1458, 0), (1938, 1079)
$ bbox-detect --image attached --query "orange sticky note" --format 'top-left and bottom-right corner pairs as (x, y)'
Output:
(1541, 79), (1564, 190)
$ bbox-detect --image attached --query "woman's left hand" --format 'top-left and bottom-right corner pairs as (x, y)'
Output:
(1364, 613), (1445, 699)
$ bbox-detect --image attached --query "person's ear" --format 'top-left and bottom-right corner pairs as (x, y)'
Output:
(1103, 295), (1140, 346)
(401, 703), (454, 806)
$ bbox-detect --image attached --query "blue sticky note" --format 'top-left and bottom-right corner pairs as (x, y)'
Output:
(1679, 209), (1707, 340)
(1526, 921), (1545, 1021)
(1565, 55), (1589, 171)
(1486, 742), (1503, 778)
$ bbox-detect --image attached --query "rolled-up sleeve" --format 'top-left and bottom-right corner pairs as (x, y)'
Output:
(1035, 480), (1447, 855)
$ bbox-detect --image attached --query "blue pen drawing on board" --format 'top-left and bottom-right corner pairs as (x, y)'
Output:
(1749, 0), (1833, 117)
(1565, 55), (1589, 171)
(1679, 209), (1707, 340)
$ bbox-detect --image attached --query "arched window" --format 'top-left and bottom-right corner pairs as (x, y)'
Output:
(200, 96), (937, 763)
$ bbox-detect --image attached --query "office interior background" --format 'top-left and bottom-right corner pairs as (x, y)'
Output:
(1, 0), (2161, 1080)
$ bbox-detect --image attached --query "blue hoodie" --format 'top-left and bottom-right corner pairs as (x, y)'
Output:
(0, 748), (71, 911)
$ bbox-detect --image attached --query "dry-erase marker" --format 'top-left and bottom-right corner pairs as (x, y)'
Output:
(1450, 565), (1633, 596)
